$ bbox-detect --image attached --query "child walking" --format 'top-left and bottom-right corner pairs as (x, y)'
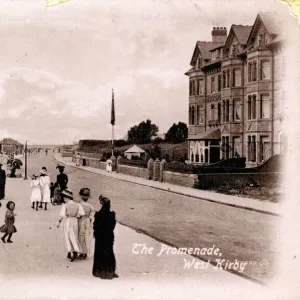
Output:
(0, 201), (17, 243)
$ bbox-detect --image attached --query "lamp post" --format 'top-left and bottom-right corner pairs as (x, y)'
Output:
(24, 141), (28, 180)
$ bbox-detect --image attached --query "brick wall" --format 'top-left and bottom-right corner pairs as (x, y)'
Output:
(72, 156), (106, 170)
(117, 164), (149, 179)
(197, 172), (282, 189)
(163, 171), (198, 187)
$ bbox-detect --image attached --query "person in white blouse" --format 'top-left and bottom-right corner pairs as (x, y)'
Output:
(57, 189), (85, 262)
(39, 167), (51, 211)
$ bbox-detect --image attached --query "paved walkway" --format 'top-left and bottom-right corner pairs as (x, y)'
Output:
(55, 154), (282, 216)
(0, 153), (272, 299)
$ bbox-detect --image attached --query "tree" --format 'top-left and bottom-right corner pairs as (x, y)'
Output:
(127, 119), (159, 144)
(165, 122), (188, 143)
(145, 143), (162, 160)
(114, 139), (128, 147)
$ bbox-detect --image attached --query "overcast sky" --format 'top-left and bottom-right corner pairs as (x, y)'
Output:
(0, 0), (294, 144)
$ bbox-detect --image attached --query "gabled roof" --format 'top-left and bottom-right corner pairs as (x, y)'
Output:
(125, 144), (145, 153)
(232, 25), (252, 45)
(259, 12), (282, 35)
(224, 25), (252, 49)
(190, 41), (224, 66)
(247, 12), (282, 45)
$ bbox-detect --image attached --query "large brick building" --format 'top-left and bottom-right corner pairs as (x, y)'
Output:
(185, 12), (286, 167)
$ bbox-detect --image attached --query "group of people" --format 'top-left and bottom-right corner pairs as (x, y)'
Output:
(30, 165), (68, 210)
(56, 185), (118, 279)
(30, 167), (51, 210)
(0, 160), (118, 280)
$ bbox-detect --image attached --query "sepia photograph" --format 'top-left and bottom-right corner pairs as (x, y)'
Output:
(0, 0), (299, 299)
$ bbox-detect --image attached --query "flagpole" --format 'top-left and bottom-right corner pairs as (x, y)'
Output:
(112, 124), (114, 156)
(111, 88), (115, 157)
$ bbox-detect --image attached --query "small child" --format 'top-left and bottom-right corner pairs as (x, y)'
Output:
(50, 182), (55, 204)
(0, 201), (17, 243)
(30, 174), (41, 211)
(53, 182), (61, 205)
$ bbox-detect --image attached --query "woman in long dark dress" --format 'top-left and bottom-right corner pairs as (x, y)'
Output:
(92, 196), (118, 279)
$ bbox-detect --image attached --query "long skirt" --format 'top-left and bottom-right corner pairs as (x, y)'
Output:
(78, 217), (92, 254)
(41, 185), (51, 203)
(0, 183), (5, 200)
(63, 217), (82, 253)
(92, 235), (116, 279)
(31, 187), (41, 203)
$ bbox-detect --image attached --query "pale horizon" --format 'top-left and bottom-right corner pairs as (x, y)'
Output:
(0, 0), (293, 144)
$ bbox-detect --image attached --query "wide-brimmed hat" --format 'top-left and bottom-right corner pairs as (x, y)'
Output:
(79, 188), (90, 200)
(61, 189), (73, 200)
(56, 164), (65, 171)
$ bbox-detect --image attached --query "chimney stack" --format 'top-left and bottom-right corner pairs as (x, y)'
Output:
(211, 27), (227, 43)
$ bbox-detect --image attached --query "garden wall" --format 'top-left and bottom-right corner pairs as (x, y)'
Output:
(117, 164), (148, 179)
(162, 171), (198, 187)
(72, 156), (106, 170)
(197, 172), (282, 190)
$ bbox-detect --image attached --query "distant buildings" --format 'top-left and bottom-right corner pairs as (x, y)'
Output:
(0, 138), (24, 155)
(185, 12), (285, 167)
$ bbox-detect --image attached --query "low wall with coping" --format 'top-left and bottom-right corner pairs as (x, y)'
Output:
(117, 164), (148, 179)
(162, 170), (198, 187)
(70, 155), (281, 190)
(72, 156), (106, 170)
(197, 172), (282, 189)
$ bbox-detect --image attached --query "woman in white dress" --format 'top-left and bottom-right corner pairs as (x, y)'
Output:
(30, 174), (42, 211)
(39, 167), (51, 211)
(106, 158), (112, 172)
(57, 189), (85, 262)
(78, 188), (95, 259)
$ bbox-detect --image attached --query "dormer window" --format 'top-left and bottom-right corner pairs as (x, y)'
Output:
(231, 43), (238, 57)
(197, 57), (203, 69)
(258, 34), (266, 47)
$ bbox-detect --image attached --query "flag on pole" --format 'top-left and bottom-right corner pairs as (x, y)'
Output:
(111, 89), (115, 126)
(47, 0), (70, 7)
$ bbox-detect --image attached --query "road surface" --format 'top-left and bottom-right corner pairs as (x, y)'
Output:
(0, 152), (276, 299)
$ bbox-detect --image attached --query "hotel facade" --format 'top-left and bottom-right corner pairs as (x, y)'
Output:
(185, 13), (286, 167)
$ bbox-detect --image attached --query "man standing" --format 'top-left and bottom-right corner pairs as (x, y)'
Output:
(0, 164), (6, 203)
(56, 165), (68, 204)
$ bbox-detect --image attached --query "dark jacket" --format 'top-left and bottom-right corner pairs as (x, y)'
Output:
(0, 169), (6, 185)
(56, 173), (68, 191)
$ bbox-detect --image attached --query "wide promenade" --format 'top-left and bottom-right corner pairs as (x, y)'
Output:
(0, 153), (276, 299)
